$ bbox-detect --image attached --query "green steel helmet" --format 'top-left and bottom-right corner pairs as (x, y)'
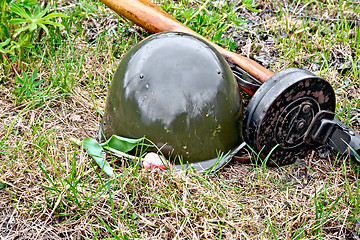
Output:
(99, 32), (244, 171)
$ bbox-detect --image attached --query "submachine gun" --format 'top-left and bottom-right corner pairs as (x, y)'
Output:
(100, 0), (360, 166)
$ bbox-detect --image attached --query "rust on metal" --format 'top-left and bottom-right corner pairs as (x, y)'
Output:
(243, 68), (336, 166)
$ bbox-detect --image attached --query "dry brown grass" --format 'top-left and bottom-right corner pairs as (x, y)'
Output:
(1, 83), (358, 239)
(1, 0), (360, 239)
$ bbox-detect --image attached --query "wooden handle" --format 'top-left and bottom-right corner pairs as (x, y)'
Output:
(101, 0), (274, 94)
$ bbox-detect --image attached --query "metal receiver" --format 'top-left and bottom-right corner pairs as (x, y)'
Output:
(243, 68), (360, 165)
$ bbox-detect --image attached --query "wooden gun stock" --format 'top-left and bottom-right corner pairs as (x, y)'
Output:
(101, 0), (274, 95)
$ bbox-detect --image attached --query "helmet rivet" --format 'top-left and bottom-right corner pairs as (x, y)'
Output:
(139, 74), (144, 79)
(217, 69), (221, 74)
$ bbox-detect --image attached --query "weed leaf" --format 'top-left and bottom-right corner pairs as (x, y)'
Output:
(8, 19), (28, 25)
(15, 25), (31, 33)
(42, 13), (68, 20)
(10, 3), (32, 20)
(38, 23), (49, 35)
(10, 2), (67, 34)
(100, 135), (145, 153)
(82, 138), (114, 177)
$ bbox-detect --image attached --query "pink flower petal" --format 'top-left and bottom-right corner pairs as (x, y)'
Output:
(143, 152), (167, 170)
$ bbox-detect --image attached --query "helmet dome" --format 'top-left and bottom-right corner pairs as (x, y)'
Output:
(100, 32), (243, 171)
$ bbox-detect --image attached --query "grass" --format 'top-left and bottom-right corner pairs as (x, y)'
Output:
(0, 0), (360, 239)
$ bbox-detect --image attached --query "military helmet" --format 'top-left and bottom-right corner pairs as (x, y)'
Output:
(99, 32), (244, 171)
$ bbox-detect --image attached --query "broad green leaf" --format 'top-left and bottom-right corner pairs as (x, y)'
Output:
(82, 138), (114, 177)
(100, 135), (145, 153)
(102, 145), (138, 160)
(71, 135), (148, 177)
(0, 183), (5, 190)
